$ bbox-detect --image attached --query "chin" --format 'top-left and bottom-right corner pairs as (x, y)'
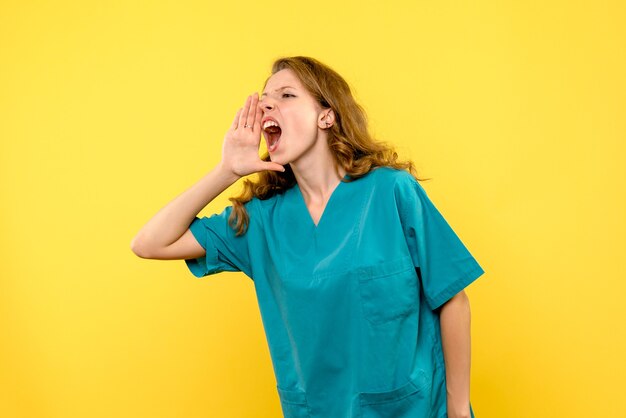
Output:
(268, 154), (288, 166)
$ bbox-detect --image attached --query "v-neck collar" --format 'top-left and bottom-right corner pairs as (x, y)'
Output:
(294, 174), (350, 230)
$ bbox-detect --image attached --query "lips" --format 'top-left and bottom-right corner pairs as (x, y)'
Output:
(262, 116), (280, 126)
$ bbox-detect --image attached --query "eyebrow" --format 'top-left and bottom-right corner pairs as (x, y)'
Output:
(261, 86), (296, 97)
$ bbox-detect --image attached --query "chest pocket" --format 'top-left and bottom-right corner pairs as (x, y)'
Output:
(357, 255), (419, 325)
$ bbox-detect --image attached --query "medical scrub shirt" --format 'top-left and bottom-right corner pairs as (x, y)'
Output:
(184, 166), (485, 418)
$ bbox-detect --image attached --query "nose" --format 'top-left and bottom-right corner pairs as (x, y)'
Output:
(258, 97), (274, 113)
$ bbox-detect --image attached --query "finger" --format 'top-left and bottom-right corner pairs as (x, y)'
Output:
(247, 93), (258, 129)
(254, 101), (263, 132)
(239, 95), (251, 128)
(264, 162), (286, 172)
(231, 108), (243, 130)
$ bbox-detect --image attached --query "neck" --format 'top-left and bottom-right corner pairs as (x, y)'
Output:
(290, 136), (346, 204)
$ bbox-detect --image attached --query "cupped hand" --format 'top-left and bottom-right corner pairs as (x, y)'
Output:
(220, 92), (285, 178)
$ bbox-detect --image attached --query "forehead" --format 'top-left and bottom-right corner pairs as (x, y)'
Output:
(262, 69), (302, 95)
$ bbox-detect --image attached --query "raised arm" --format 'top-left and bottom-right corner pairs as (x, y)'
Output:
(130, 92), (284, 260)
(130, 164), (241, 260)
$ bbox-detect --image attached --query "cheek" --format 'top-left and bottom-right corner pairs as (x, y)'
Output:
(286, 110), (318, 134)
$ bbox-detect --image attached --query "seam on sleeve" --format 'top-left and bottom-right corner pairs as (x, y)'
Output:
(395, 173), (420, 221)
(427, 264), (485, 310)
(395, 174), (422, 269)
(204, 205), (254, 277)
(184, 217), (222, 278)
(188, 217), (206, 250)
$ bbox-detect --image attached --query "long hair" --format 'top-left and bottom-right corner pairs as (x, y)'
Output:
(227, 56), (429, 236)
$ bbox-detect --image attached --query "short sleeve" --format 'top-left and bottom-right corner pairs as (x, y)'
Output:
(394, 175), (485, 310)
(184, 204), (253, 279)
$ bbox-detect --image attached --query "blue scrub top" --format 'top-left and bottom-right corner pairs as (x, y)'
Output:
(185, 166), (485, 418)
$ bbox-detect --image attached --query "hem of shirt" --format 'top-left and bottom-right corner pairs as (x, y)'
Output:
(184, 217), (221, 278)
(428, 264), (485, 310)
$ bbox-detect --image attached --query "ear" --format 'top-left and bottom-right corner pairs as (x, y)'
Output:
(317, 109), (335, 130)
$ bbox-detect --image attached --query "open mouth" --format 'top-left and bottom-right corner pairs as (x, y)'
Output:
(263, 124), (282, 152)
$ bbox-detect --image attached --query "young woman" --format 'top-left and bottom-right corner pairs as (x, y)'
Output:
(131, 56), (485, 418)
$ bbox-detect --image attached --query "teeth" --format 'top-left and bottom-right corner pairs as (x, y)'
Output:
(263, 120), (280, 130)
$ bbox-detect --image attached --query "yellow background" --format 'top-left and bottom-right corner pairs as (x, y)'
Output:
(1, 1), (624, 417)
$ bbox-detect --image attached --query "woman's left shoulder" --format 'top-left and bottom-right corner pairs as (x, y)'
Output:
(366, 166), (415, 186)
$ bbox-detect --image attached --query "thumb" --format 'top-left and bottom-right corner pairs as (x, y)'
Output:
(263, 162), (286, 173)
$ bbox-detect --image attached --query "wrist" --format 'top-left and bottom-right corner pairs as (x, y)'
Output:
(215, 161), (241, 183)
(446, 394), (471, 418)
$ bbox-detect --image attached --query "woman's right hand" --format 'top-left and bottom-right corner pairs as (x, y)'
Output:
(220, 92), (285, 178)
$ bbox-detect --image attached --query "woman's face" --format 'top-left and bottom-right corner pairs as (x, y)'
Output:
(258, 68), (326, 165)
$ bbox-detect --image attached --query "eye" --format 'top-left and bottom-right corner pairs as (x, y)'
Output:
(282, 93), (295, 98)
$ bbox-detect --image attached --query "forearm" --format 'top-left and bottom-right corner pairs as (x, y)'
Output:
(131, 162), (240, 251)
(439, 291), (472, 417)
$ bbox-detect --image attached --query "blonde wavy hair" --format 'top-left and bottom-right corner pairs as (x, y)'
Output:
(228, 56), (429, 236)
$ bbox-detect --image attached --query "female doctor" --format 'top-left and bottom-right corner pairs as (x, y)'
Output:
(131, 56), (484, 418)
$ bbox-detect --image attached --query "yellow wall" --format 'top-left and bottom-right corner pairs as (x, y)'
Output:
(1, 1), (624, 417)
